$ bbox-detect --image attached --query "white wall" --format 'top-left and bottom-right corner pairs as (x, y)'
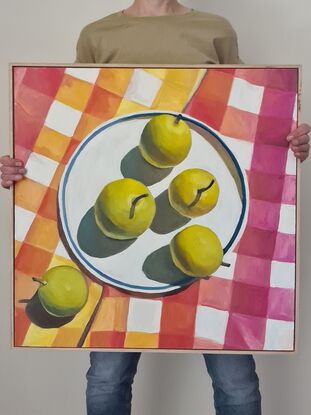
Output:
(1, 1), (310, 414)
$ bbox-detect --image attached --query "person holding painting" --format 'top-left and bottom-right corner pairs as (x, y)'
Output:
(1, 1), (310, 414)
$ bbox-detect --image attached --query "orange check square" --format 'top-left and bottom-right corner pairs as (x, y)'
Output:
(186, 97), (227, 131)
(91, 297), (129, 332)
(52, 328), (84, 348)
(97, 68), (133, 97)
(37, 187), (58, 221)
(161, 280), (200, 305)
(152, 81), (189, 111)
(55, 74), (94, 111)
(73, 113), (103, 142)
(124, 332), (159, 348)
(15, 178), (47, 213)
(159, 334), (194, 349)
(164, 68), (200, 89)
(220, 107), (259, 142)
(50, 163), (65, 190)
(160, 302), (196, 336)
(14, 307), (31, 347)
(61, 139), (80, 164)
(103, 285), (130, 298)
(15, 270), (37, 307)
(15, 243), (53, 276)
(25, 216), (59, 252)
(198, 278), (234, 311)
(85, 85), (122, 119)
(195, 70), (234, 104)
(34, 126), (70, 161)
(89, 331), (126, 348)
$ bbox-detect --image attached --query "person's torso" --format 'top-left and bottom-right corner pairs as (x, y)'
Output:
(79, 10), (238, 64)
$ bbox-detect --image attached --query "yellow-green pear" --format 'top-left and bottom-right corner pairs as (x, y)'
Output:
(168, 168), (219, 218)
(139, 114), (192, 168)
(94, 178), (156, 240)
(33, 266), (88, 317)
(170, 225), (223, 277)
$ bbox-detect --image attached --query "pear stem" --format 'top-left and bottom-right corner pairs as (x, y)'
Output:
(221, 262), (231, 268)
(188, 179), (215, 208)
(129, 194), (149, 219)
(32, 277), (47, 286)
(174, 113), (183, 124)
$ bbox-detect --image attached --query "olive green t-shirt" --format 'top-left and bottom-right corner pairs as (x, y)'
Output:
(75, 9), (241, 65)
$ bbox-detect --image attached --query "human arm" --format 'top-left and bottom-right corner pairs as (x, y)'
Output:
(214, 19), (309, 161)
(287, 124), (310, 162)
(1, 26), (95, 188)
(0, 156), (26, 189)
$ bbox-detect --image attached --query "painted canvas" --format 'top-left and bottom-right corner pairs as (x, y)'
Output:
(13, 65), (299, 351)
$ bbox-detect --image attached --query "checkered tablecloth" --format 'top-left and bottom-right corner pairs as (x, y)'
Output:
(14, 66), (298, 351)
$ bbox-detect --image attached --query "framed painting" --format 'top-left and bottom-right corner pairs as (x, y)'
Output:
(11, 64), (300, 352)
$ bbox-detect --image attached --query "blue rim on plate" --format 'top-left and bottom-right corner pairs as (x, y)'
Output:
(58, 111), (247, 292)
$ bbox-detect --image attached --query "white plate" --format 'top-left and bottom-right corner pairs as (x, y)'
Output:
(58, 110), (248, 294)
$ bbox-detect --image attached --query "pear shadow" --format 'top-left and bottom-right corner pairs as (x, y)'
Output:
(24, 292), (74, 329)
(57, 203), (107, 287)
(190, 124), (244, 200)
(120, 146), (173, 186)
(56, 200), (197, 296)
(150, 190), (190, 234)
(77, 207), (136, 258)
(143, 245), (193, 286)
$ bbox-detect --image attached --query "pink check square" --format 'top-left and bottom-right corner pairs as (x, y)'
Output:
(273, 233), (296, 262)
(224, 313), (266, 350)
(234, 254), (271, 287)
(251, 143), (288, 175)
(267, 288), (295, 321)
(230, 281), (269, 317)
(260, 88), (296, 119)
(247, 199), (280, 231)
(237, 227), (277, 259)
(282, 175), (296, 205)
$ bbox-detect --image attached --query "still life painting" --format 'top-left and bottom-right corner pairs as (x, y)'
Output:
(13, 65), (298, 351)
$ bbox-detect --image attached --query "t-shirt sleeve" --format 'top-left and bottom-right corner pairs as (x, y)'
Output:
(75, 27), (95, 63)
(214, 19), (243, 64)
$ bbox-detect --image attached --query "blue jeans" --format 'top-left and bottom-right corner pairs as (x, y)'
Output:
(86, 352), (261, 415)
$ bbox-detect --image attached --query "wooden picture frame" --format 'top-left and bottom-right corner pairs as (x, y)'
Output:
(11, 64), (301, 353)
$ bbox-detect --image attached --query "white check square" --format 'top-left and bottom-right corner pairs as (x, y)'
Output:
(124, 69), (162, 107)
(221, 134), (254, 170)
(270, 261), (295, 289)
(285, 151), (297, 176)
(25, 152), (58, 187)
(45, 101), (82, 137)
(65, 68), (100, 84)
(278, 204), (296, 234)
(127, 298), (162, 333)
(195, 305), (229, 344)
(264, 319), (294, 350)
(15, 206), (36, 241)
(228, 77), (264, 114)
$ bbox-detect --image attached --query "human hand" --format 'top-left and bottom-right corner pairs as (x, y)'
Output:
(0, 156), (26, 189)
(287, 124), (310, 162)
